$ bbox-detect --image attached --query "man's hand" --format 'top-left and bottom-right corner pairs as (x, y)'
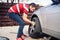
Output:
(22, 13), (36, 26)
(31, 21), (36, 26)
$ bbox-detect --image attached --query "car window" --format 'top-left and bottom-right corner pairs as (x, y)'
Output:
(52, 0), (60, 5)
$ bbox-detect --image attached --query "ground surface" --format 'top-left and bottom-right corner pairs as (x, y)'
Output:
(0, 25), (50, 40)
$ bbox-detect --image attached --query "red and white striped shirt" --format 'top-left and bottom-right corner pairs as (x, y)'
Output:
(8, 3), (29, 15)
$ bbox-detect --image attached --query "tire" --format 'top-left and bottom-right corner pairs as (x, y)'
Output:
(28, 17), (42, 38)
(0, 36), (9, 40)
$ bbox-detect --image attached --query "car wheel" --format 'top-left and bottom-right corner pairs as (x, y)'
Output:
(0, 36), (9, 40)
(28, 17), (42, 38)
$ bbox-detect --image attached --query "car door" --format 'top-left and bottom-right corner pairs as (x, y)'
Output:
(42, 4), (60, 38)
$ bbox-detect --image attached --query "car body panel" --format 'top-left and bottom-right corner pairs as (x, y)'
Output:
(31, 4), (60, 39)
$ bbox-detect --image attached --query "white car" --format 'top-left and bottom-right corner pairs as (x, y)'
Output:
(28, 0), (60, 39)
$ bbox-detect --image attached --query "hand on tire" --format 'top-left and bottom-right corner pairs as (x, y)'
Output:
(31, 21), (36, 26)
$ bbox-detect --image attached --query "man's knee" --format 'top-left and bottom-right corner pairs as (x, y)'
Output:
(19, 22), (25, 26)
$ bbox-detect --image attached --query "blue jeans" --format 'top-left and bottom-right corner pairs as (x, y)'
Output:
(7, 12), (25, 38)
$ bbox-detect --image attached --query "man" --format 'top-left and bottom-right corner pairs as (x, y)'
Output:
(7, 3), (36, 40)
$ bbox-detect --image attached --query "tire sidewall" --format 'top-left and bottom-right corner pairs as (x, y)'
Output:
(28, 17), (42, 38)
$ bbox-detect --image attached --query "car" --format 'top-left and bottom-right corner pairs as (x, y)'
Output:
(28, 0), (60, 39)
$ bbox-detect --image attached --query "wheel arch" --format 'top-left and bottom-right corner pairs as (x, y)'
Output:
(31, 14), (38, 20)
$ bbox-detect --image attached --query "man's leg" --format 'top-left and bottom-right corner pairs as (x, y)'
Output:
(7, 12), (25, 38)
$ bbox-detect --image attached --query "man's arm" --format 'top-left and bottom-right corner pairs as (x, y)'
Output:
(22, 13), (35, 26)
(22, 13), (32, 24)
